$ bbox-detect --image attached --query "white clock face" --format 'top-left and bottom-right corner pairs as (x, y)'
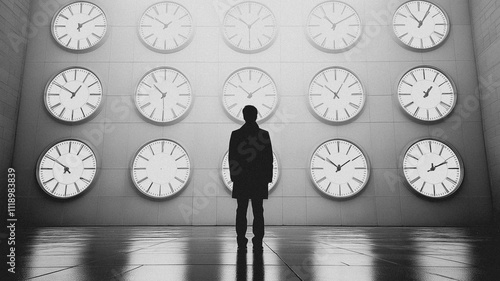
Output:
(37, 139), (98, 199)
(306, 1), (362, 53)
(131, 139), (191, 199)
(222, 1), (278, 53)
(392, 0), (450, 50)
(139, 2), (194, 53)
(135, 67), (192, 124)
(45, 67), (103, 123)
(398, 66), (456, 122)
(51, 1), (108, 51)
(309, 67), (365, 123)
(310, 139), (370, 198)
(222, 67), (278, 123)
(221, 151), (279, 192)
(402, 139), (464, 198)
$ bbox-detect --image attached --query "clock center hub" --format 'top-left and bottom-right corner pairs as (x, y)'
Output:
(53, 154), (84, 184)
(418, 154), (447, 184)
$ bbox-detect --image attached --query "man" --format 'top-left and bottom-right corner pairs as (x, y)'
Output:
(228, 105), (273, 252)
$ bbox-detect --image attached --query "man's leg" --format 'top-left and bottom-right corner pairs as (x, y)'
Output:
(236, 198), (249, 248)
(251, 199), (264, 249)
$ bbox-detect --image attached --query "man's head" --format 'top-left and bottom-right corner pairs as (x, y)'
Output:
(243, 105), (258, 123)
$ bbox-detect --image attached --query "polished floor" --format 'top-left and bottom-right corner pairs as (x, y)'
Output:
(12, 226), (500, 281)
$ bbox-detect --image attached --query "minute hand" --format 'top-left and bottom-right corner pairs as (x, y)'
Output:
(333, 13), (355, 25)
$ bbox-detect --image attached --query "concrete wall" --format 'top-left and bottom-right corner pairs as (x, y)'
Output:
(14, 0), (492, 226)
(469, 0), (500, 223)
(0, 0), (30, 220)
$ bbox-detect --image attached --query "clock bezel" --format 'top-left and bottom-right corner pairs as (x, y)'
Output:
(305, 0), (364, 53)
(391, 0), (451, 52)
(307, 66), (367, 125)
(133, 66), (194, 126)
(50, 1), (110, 53)
(399, 137), (465, 200)
(221, 66), (279, 124)
(395, 65), (458, 123)
(219, 150), (280, 194)
(221, 1), (279, 54)
(43, 66), (104, 124)
(137, 1), (196, 54)
(36, 138), (100, 199)
(309, 138), (371, 200)
(129, 138), (192, 200)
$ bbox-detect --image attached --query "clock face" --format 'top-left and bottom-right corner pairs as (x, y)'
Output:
(135, 67), (192, 124)
(131, 139), (191, 199)
(36, 139), (98, 199)
(308, 67), (365, 123)
(397, 66), (456, 122)
(221, 151), (279, 192)
(306, 1), (362, 53)
(392, 0), (450, 50)
(222, 1), (278, 53)
(44, 67), (103, 123)
(51, 1), (108, 51)
(310, 139), (370, 198)
(402, 138), (464, 198)
(222, 67), (278, 123)
(138, 2), (194, 53)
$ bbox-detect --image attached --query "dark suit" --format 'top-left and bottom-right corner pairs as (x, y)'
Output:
(229, 122), (273, 248)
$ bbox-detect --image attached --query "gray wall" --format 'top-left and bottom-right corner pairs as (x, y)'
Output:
(14, 0), (492, 226)
(0, 0), (30, 220)
(469, 0), (500, 223)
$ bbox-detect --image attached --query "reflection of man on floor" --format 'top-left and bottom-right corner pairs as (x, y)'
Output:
(228, 105), (273, 252)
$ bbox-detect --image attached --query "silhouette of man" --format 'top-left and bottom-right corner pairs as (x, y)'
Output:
(229, 105), (273, 252)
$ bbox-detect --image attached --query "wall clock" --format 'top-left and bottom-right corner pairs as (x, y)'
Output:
(222, 1), (278, 53)
(138, 1), (194, 53)
(306, 1), (362, 53)
(131, 139), (191, 199)
(392, 0), (450, 51)
(51, 1), (108, 51)
(401, 138), (464, 198)
(310, 139), (370, 199)
(44, 67), (103, 123)
(221, 151), (279, 193)
(36, 139), (98, 199)
(397, 66), (456, 122)
(308, 67), (365, 123)
(135, 67), (192, 125)
(222, 67), (278, 123)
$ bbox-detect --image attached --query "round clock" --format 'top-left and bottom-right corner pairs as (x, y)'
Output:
(51, 1), (108, 51)
(397, 66), (456, 122)
(44, 67), (103, 123)
(131, 139), (191, 199)
(222, 1), (278, 53)
(222, 67), (278, 123)
(308, 67), (366, 123)
(392, 0), (450, 51)
(310, 139), (370, 199)
(401, 138), (464, 199)
(221, 151), (279, 193)
(138, 2), (194, 53)
(36, 139), (98, 199)
(306, 1), (362, 53)
(135, 67), (192, 125)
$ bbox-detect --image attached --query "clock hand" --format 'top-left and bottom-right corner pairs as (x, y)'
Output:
(70, 85), (82, 99)
(419, 5), (432, 28)
(423, 86), (433, 98)
(237, 17), (251, 27)
(238, 85), (253, 98)
(154, 85), (167, 99)
(325, 85), (340, 99)
(339, 160), (351, 169)
(332, 13), (355, 27)
(405, 7), (422, 26)
(326, 158), (339, 169)
(77, 14), (101, 31)
(248, 17), (260, 28)
(49, 156), (71, 173)
(247, 86), (263, 98)
(323, 16), (336, 30)
(432, 161), (448, 170)
(427, 163), (435, 172)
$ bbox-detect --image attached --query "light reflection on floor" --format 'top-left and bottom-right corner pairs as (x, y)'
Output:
(13, 226), (500, 280)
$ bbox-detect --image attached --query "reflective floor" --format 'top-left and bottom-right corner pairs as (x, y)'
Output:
(11, 226), (500, 281)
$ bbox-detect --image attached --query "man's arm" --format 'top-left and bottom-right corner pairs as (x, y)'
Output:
(262, 131), (273, 183)
(228, 131), (242, 182)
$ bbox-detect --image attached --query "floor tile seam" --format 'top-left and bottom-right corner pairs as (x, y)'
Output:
(314, 240), (400, 266)
(264, 241), (304, 281)
(25, 265), (81, 280)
